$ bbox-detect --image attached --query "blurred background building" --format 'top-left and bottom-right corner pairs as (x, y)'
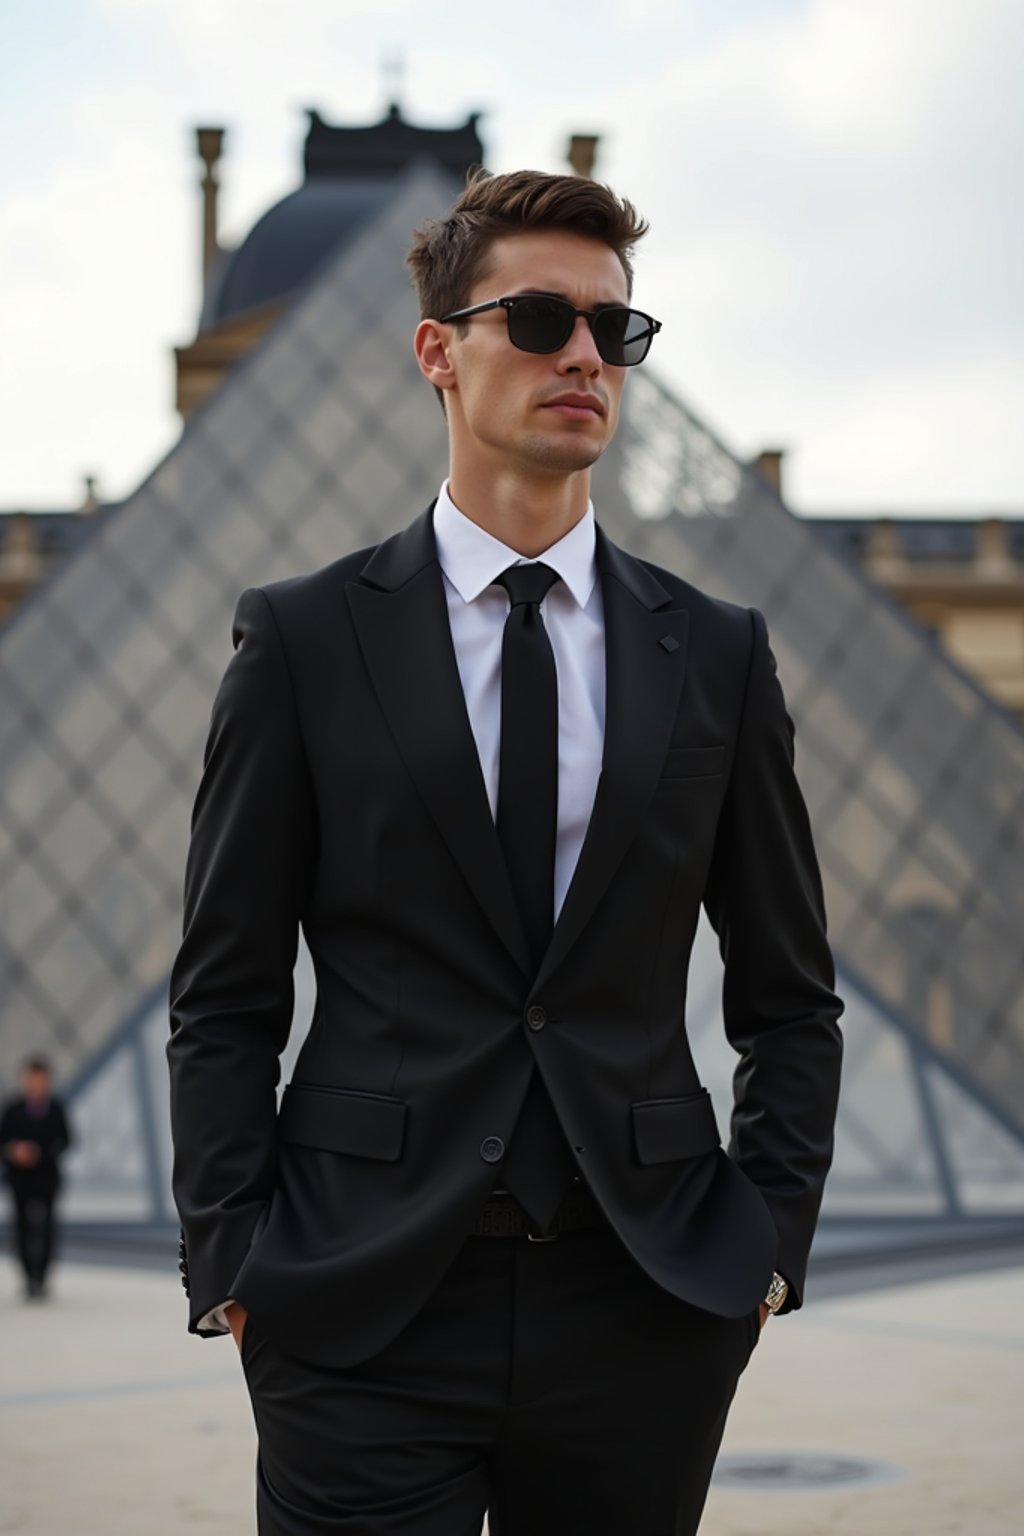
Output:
(2, 106), (1023, 1274)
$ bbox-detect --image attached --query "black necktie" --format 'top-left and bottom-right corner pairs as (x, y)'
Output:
(494, 562), (577, 1229)
(495, 562), (560, 966)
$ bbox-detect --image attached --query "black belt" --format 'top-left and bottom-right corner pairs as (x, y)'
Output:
(470, 1184), (606, 1239)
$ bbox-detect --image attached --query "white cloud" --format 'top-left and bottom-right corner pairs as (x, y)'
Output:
(587, 0), (1024, 507)
(0, 80), (194, 505)
(781, 352), (1024, 508)
(3, 0), (1022, 509)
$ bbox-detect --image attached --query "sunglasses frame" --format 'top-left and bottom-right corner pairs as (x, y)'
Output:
(439, 294), (662, 367)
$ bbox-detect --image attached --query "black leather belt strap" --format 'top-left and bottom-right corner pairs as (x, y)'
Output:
(470, 1184), (605, 1238)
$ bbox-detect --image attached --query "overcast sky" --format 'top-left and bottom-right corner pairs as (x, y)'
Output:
(3, 0), (1021, 514)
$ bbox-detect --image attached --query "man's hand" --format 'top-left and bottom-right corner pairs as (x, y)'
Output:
(224, 1301), (249, 1350)
(758, 1302), (770, 1331)
(5, 1140), (41, 1169)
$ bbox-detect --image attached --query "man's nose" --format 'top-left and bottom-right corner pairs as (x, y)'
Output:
(557, 316), (602, 374)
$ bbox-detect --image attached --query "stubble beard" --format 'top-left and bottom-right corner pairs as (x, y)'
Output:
(517, 431), (606, 477)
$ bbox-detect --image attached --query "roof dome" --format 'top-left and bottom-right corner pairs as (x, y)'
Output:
(199, 106), (483, 330)
(200, 178), (393, 327)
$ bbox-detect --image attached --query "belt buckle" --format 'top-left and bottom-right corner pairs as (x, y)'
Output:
(527, 1229), (559, 1243)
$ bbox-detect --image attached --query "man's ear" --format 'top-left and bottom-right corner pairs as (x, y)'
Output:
(414, 319), (456, 397)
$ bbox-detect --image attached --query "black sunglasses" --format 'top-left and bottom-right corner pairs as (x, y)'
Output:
(439, 294), (662, 367)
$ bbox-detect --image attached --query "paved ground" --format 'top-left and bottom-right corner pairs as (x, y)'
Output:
(0, 1256), (1020, 1535)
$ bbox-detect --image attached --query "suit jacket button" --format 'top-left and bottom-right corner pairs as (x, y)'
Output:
(480, 1136), (505, 1163)
(526, 1005), (547, 1031)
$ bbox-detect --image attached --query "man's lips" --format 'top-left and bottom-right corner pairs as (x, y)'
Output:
(540, 393), (606, 420)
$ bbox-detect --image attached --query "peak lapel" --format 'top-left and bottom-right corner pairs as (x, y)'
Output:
(536, 532), (689, 987)
(346, 510), (532, 979)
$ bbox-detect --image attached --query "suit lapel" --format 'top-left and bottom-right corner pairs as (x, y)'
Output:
(536, 528), (689, 988)
(347, 507), (533, 978)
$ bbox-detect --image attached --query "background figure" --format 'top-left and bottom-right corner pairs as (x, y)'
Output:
(1, 1055), (71, 1300)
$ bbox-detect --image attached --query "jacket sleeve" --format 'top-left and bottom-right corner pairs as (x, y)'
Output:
(167, 586), (317, 1334)
(702, 607), (844, 1310)
(48, 1103), (71, 1162)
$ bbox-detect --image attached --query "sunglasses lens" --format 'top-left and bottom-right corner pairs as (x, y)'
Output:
(593, 308), (655, 366)
(506, 297), (574, 354)
(505, 298), (657, 364)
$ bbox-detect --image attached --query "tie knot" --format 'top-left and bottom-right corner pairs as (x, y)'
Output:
(497, 562), (560, 609)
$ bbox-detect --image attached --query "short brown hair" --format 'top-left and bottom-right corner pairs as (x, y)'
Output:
(406, 168), (649, 324)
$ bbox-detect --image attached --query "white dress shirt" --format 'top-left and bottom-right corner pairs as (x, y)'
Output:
(203, 483), (607, 1333)
(432, 480), (606, 919)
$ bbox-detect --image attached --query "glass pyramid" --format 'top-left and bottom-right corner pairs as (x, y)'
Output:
(1, 163), (1022, 1241)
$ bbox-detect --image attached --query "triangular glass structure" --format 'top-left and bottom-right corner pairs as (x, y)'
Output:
(2, 163), (1022, 1247)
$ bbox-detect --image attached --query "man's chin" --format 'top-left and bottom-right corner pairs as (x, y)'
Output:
(519, 432), (607, 475)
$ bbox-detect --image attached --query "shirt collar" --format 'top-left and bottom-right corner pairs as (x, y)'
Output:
(433, 480), (598, 610)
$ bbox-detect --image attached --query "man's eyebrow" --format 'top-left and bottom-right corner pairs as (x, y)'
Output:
(506, 287), (626, 310)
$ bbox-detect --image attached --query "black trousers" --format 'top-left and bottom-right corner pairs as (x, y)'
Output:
(9, 1183), (58, 1287)
(240, 1225), (761, 1536)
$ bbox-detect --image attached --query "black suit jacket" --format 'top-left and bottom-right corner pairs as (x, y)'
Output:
(168, 506), (843, 1366)
(1, 1097), (71, 1195)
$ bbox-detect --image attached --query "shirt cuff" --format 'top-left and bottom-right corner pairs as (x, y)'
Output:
(198, 1299), (236, 1334)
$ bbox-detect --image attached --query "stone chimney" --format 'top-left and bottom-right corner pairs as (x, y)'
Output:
(975, 517), (1014, 579)
(866, 518), (904, 582)
(196, 127), (226, 300)
(753, 448), (785, 497)
(567, 134), (599, 179)
(80, 474), (101, 514)
(0, 513), (43, 585)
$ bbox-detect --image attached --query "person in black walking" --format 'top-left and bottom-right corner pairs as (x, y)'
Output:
(1, 1055), (71, 1300)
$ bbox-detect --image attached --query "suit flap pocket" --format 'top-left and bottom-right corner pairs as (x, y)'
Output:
(661, 745), (725, 780)
(632, 1090), (720, 1165)
(278, 1084), (407, 1162)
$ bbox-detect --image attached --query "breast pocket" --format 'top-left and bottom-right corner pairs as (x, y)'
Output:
(660, 745), (725, 781)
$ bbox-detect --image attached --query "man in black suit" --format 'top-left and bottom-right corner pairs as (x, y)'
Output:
(168, 169), (843, 1535)
(1, 1055), (71, 1300)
